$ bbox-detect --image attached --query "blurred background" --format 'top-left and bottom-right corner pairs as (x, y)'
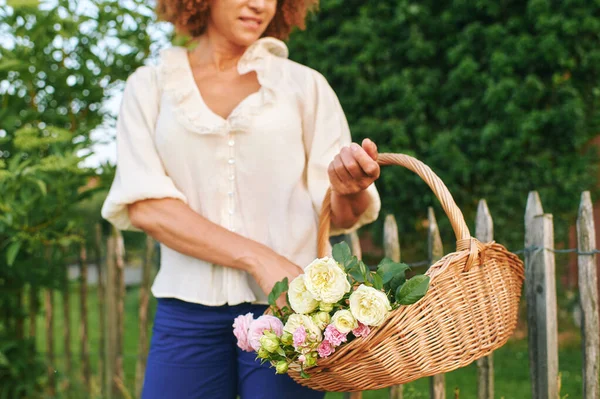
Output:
(1, 0), (599, 397)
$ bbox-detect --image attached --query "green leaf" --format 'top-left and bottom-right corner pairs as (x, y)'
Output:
(0, 350), (9, 367)
(332, 241), (351, 264)
(348, 266), (365, 283)
(300, 370), (311, 379)
(34, 179), (47, 196)
(6, 241), (21, 266)
(359, 261), (367, 274)
(372, 273), (384, 290)
(332, 242), (357, 271)
(6, 0), (39, 9)
(268, 277), (289, 307)
(345, 257), (359, 272)
(0, 59), (24, 72)
(377, 258), (410, 284)
(388, 273), (407, 294)
(395, 275), (430, 305)
(359, 261), (369, 280)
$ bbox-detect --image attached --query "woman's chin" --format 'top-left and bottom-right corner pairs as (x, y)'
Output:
(227, 29), (267, 47)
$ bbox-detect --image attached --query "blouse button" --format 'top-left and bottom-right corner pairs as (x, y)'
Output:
(228, 158), (235, 165)
(228, 209), (234, 215)
(228, 139), (235, 147)
(229, 175), (235, 181)
(228, 191), (234, 196)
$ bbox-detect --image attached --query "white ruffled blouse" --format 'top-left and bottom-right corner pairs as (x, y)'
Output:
(101, 37), (381, 306)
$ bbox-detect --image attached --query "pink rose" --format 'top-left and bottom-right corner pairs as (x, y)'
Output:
(324, 324), (347, 347)
(317, 340), (335, 358)
(298, 355), (306, 364)
(247, 315), (284, 351)
(233, 313), (254, 352)
(293, 326), (307, 349)
(352, 322), (371, 338)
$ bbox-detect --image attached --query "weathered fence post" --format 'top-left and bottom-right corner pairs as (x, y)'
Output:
(114, 228), (126, 393)
(94, 223), (106, 394)
(44, 287), (55, 397)
(105, 230), (118, 398)
(28, 285), (37, 341)
(62, 255), (72, 389)
(428, 207), (445, 399)
(384, 215), (403, 399)
(79, 243), (91, 393)
(136, 235), (156, 398)
(475, 200), (494, 399)
(344, 231), (364, 399)
(525, 191), (559, 399)
(577, 191), (599, 399)
(43, 245), (56, 397)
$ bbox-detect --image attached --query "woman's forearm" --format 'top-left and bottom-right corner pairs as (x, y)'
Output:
(128, 198), (277, 273)
(330, 189), (371, 230)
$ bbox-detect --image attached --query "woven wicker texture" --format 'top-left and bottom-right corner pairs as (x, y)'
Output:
(289, 153), (525, 392)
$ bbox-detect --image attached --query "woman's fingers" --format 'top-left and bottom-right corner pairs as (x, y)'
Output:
(351, 143), (380, 179)
(361, 138), (378, 161)
(328, 140), (380, 195)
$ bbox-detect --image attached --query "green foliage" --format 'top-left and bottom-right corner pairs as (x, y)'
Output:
(331, 242), (428, 307)
(288, 0), (600, 252)
(395, 275), (430, 305)
(376, 258), (410, 284)
(268, 277), (289, 308)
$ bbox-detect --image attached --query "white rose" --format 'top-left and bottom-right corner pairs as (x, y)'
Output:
(331, 309), (358, 333)
(349, 284), (392, 327)
(288, 275), (319, 314)
(284, 314), (322, 343)
(303, 256), (351, 303)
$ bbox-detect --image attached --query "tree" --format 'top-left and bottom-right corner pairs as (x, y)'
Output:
(288, 0), (600, 254)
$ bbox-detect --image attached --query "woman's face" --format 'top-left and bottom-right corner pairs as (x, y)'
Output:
(208, 0), (277, 47)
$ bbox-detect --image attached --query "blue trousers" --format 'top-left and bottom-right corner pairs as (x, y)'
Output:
(141, 298), (326, 399)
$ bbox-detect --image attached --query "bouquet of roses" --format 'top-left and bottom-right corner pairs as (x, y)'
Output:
(232, 242), (430, 378)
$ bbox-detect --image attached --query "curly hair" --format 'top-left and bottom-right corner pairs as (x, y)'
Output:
(156, 0), (319, 41)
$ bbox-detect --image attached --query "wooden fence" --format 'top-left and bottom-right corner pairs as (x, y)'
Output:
(38, 190), (599, 399)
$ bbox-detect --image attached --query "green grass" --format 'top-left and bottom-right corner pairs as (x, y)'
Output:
(36, 285), (584, 398)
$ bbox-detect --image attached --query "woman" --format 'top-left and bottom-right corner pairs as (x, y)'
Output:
(101, 0), (381, 397)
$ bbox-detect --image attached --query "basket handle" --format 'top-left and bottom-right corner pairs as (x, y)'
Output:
(317, 153), (483, 271)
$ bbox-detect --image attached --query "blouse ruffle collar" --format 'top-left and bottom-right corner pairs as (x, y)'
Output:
(158, 37), (289, 136)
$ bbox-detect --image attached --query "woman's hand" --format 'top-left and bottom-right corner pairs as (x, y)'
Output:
(242, 251), (303, 309)
(327, 138), (380, 229)
(328, 138), (380, 196)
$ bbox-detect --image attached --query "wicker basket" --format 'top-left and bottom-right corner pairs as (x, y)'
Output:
(288, 153), (525, 392)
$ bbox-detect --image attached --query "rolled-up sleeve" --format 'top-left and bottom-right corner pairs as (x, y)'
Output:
(101, 66), (187, 231)
(302, 70), (381, 236)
